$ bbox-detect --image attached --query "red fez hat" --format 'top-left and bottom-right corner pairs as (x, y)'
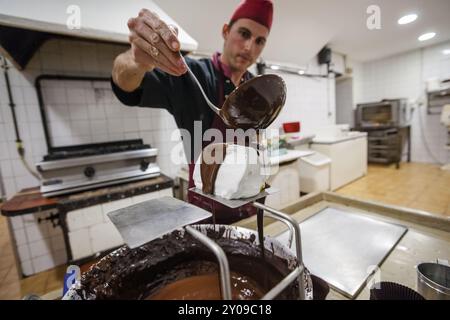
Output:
(230, 0), (273, 31)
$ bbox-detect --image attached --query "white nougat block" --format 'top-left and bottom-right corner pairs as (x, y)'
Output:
(69, 229), (93, 260)
(193, 144), (266, 200)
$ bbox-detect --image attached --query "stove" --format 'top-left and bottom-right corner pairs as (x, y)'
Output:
(36, 140), (161, 197)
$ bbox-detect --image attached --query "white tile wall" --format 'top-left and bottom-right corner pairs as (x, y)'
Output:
(352, 41), (450, 164)
(20, 260), (34, 276)
(89, 222), (124, 253)
(0, 38), (336, 198)
(68, 228), (93, 260)
(32, 254), (57, 274)
(17, 244), (31, 261)
(9, 209), (66, 276)
(10, 215), (24, 230)
(266, 63), (336, 136)
(29, 239), (52, 258)
(0, 38), (183, 199)
(65, 188), (172, 261)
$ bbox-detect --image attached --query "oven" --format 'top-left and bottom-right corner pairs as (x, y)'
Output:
(355, 99), (409, 128)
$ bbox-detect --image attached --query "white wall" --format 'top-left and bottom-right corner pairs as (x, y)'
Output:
(0, 39), (334, 199)
(351, 41), (450, 164)
(267, 62), (336, 136)
(0, 39), (183, 199)
(335, 77), (354, 127)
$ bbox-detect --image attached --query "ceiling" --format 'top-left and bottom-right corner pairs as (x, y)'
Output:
(154, 0), (450, 65)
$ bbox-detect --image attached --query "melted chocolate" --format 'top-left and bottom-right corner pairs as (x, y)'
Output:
(220, 74), (286, 130)
(200, 143), (228, 194)
(147, 272), (264, 300)
(74, 227), (299, 300)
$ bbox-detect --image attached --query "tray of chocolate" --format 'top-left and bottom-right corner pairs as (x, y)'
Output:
(63, 224), (313, 300)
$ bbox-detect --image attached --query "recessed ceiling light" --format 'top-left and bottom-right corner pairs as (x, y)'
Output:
(418, 32), (436, 41)
(398, 14), (418, 25)
(443, 49), (450, 55)
(270, 65), (280, 70)
(298, 70), (305, 75)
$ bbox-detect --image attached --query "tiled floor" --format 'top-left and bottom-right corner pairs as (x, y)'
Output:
(0, 162), (449, 299)
(336, 163), (450, 217)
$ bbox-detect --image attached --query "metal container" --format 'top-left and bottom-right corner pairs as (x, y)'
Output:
(63, 225), (313, 300)
(417, 262), (450, 300)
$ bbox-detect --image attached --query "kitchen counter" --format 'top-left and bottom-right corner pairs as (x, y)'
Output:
(268, 149), (315, 166)
(235, 192), (450, 300)
(265, 149), (315, 210)
(312, 131), (367, 144)
(1, 175), (174, 277)
(1, 174), (174, 216)
(311, 132), (367, 190)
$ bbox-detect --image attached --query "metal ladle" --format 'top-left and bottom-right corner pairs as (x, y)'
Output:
(186, 66), (287, 130)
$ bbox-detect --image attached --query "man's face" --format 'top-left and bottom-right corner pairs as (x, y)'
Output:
(222, 18), (269, 72)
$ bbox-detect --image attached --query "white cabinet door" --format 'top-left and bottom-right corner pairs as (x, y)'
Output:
(265, 161), (300, 210)
(312, 137), (367, 190)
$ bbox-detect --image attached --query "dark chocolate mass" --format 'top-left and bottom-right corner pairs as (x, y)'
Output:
(74, 226), (300, 300)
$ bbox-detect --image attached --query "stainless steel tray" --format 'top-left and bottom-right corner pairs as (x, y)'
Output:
(275, 206), (407, 299)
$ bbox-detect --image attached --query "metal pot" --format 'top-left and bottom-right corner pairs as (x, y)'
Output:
(64, 225), (313, 300)
(417, 262), (450, 300)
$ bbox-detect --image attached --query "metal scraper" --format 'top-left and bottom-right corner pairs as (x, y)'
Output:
(107, 196), (212, 249)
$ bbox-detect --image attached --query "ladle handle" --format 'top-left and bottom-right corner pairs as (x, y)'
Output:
(185, 62), (221, 116)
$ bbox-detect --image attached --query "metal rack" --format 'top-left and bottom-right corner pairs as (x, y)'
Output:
(185, 202), (307, 300)
(427, 88), (450, 115)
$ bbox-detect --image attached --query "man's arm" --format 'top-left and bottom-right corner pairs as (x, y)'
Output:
(112, 49), (151, 92)
(112, 8), (187, 93)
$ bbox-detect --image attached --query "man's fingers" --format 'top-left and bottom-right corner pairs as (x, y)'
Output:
(132, 37), (183, 76)
(134, 20), (185, 73)
(142, 10), (180, 52)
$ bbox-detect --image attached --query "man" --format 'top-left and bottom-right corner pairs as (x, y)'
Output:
(111, 0), (273, 224)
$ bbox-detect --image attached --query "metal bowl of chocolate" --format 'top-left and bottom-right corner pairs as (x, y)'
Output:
(63, 225), (311, 300)
(220, 74), (287, 130)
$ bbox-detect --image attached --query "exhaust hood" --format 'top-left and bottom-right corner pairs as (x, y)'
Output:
(0, 0), (198, 69)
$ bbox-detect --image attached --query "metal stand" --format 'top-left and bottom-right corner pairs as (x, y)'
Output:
(185, 189), (307, 300)
(108, 195), (308, 300)
(253, 202), (306, 300)
(185, 226), (232, 300)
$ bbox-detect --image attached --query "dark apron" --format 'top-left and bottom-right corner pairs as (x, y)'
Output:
(187, 62), (262, 225)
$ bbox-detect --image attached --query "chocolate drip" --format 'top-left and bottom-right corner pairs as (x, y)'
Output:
(257, 208), (265, 259)
(200, 143), (228, 194)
